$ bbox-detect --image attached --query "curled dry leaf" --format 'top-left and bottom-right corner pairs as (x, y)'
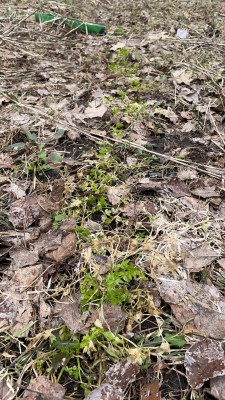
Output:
(22, 375), (65, 400)
(9, 198), (40, 229)
(184, 339), (225, 389)
(183, 245), (219, 272)
(84, 383), (123, 400)
(158, 277), (225, 339)
(45, 232), (76, 263)
(210, 375), (225, 400)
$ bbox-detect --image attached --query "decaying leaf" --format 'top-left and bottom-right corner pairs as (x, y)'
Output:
(56, 298), (127, 334)
(183, 245), (219, 272)
(181, 121), (196, 132)
(84, 100), (107, 119)
(184, 339), (225, 389)
(210, 375), (225, 400)
(84, 383), (123, 400)
(191, 186), (220, 198)
(9, 198), (40, 229)
(120, 201), (156, 217)
(172, 69), (192, 85)
(0, 379), (14, 400)
(9, 247), (39, 270)
(140, 379), (161, 400)
(154, 108), (178, 124)
(136, 178), (163, 192)
(107, 185), (129, 205)
(158, 277), (225, 339)
(45, 232), (76, 263)
(105, 359), (140, 390)
(22, 375), (65, 399)
(165, 179), (191, 198)
(177, 167), (198, 181)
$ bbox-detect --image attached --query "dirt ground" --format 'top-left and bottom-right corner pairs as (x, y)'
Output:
(1, 0), (225, 399)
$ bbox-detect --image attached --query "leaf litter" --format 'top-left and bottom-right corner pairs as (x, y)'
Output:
(1, 0), (225, 399)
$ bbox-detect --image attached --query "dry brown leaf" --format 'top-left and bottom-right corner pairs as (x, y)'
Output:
(4, 182), (26, 199)
(107, 185), (129, 205)
(45, 232), (76, 263)
(105, 359), (140, 391)
(184, 339), (225, 389)
(181, 121), (196, 132)
(9, 198), (40, 229)
(210, 376), (225, 399)
(191, 187), (220, 198)
(84, 100), (107, 119)
(172, 69), (192, 85)
(0, 296), (16, 331)
(110, 42), (126, 51)
(22, 375), (65, 400)
(177, 167), (198, 180)
(120, 201), (156, 217)
(56, 299), (126, 334)
(136, 178), (163, 192)
(84, 383), (123, 400)
(165, 179), (191, 198)
(154, 108), (178, 124)
(183, 245), (219, 272)
(140, 379), (161, 400)
(0, 380), (14, 400)
(14, 264), (43, 291)
(9, 247), (39, 269)
(159, 277), (225, 339)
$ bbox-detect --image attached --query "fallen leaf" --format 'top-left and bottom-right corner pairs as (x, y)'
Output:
(181, 121), (196, 132)
(9, 198), (40, 229)
(183, 245), (219, 272)
(9, 247), (39, 269)
(105, 359), (140, 391)
(165, 179), (191, 198)
(154, 108), (178, 124)
(140, 379), (161, 400)
(177, 167), (198, 180)
(184, 339), (225, 389)
(107, 185), (129, 205)
(45, 232), (76, 263)
(4, 182), (26, 199)
(0, 380), (14, 400)
(172, 69), (192, 85)
(84, 383), (123, 400)
(110, 42), (126, 51)
(84, 100), (107, 119)
(158, 278), (225, 339)
(22, 375), (65, 399)
(56, 299), (126, 334)
(210, 375), (225, 399)
(180, 87), (199, 104)
(120, 201), (156, 217)
(136, 178), (163, 192)
(191, 187), (220, 198)
(14, 264), (43, 291)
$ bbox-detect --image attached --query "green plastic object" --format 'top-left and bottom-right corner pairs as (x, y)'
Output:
(35, 13), (106, 35)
